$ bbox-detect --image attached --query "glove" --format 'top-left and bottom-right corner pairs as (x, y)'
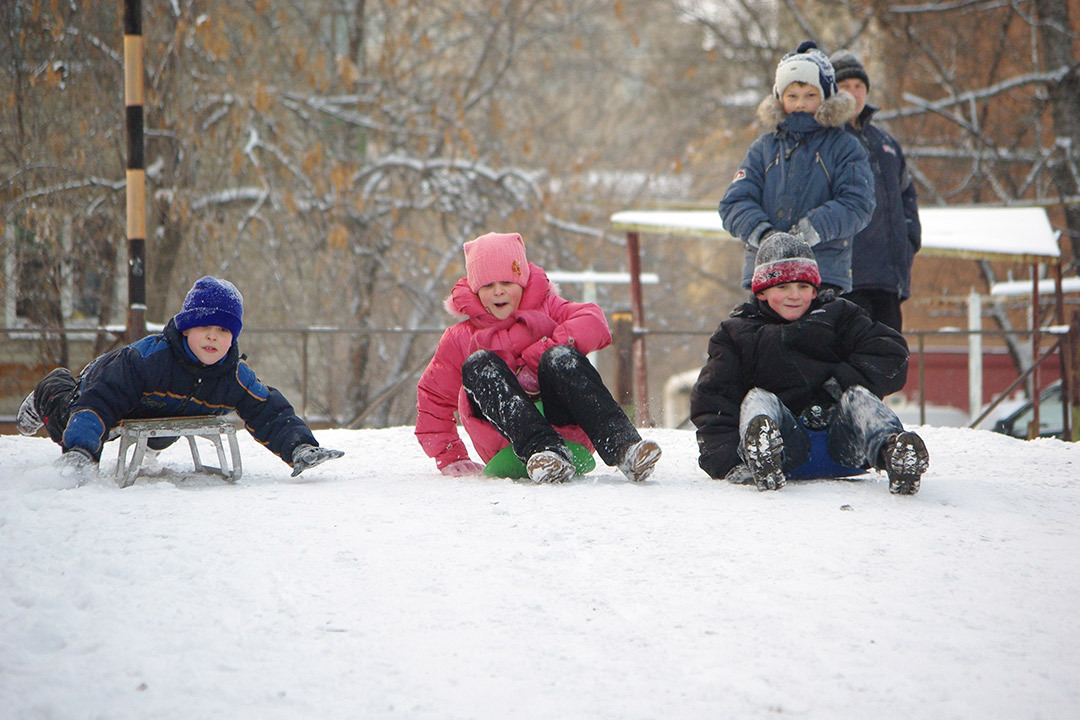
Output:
(823, 377), (844, 401)
(723, 463), (755, 485)
(747, 222), (775, 250)
(798, 403), (835, 430)
(290, 444), (344, 477)
(54, 447), (95, 478)
(441, 459), (485, 477)
(792, 217), (822, 246)
(516, 367), (540, 397)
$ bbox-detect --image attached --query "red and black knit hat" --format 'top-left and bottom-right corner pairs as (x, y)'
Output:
(751, 232), (821, 293)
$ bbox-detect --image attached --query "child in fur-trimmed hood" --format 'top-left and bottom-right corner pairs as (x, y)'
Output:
(719, 40), (876, 295)
(415, 232), (661, 484)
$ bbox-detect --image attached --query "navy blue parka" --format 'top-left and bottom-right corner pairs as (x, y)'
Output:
(62, 319), (316, 462)
(719, 94), (876, 292)
(843, 103), (921, 300)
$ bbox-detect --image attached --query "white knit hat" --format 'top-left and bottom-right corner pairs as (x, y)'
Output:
(773, 41), (837, 99)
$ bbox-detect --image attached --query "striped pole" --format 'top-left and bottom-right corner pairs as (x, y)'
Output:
(124, 0), (147, 342)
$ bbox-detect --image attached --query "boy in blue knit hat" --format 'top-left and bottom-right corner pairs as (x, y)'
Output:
(16, 276), (343, 478)
(719, 40), (876, 294)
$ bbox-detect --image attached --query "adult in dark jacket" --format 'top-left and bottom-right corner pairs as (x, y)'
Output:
(690, 233), (928, 494)
(16, 276), (342, 478)
(719, 41), (876, 293)
(831, 50), (921, 332)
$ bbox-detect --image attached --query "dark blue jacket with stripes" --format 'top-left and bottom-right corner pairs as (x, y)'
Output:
(63, 319), (316, 462)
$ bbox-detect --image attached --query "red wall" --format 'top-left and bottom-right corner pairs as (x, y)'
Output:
(902, 350), (1061, 412)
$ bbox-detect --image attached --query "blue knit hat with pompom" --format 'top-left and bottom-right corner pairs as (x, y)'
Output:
(174, 276), (244, 340)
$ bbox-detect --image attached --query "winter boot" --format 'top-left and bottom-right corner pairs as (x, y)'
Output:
(744, 414), (785, 491)
(616, 439), (662, 482)
(16, 389), (43, 436)
(526, 448), (576, 484)
(883, 431), (929, 495)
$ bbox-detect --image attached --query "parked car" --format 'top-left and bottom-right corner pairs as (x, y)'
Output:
(986, 381), (1066, 440)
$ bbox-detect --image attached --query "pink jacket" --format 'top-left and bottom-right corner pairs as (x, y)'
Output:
(415, 264), (612, 469)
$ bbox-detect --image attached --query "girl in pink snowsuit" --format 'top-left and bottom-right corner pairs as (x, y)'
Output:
(415, 232), (661, 484)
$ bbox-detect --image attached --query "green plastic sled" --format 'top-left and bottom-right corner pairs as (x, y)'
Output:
(481, 401), (596, 478)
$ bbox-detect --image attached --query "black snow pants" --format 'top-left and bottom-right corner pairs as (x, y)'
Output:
(461, 345), (641, 466)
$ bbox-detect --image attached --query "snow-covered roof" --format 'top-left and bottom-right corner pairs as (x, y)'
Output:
(610, 206), (1061, 263)
(990, 276), (1080, 297)
(547, 271), (659, 285)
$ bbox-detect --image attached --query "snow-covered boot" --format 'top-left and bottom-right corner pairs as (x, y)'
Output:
(617, 439), (662, 482)
(16, 390), (43, 436)
(526, 448), (576, 484)
(744, 414), (785, 491)
(883, 431), (929, 495)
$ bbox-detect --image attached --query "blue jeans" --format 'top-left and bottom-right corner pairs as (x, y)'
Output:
(738, 386), (903, 476)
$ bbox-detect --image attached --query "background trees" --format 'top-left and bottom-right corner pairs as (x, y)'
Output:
(2, 0), (1076, 424)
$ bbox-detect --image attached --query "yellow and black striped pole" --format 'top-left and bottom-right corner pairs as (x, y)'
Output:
(123, 0), (147, 342)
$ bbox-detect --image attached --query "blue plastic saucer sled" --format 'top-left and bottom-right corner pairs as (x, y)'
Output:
(786, 428), (867, 480)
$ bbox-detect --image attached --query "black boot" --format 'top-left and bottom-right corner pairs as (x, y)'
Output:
(881, 431), (929, 495)
(21, 368), (78, 444)
(743, 414), (785, 491)
(537, 345), (650, 470)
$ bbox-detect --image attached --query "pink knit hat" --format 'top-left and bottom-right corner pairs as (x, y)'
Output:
(463, 232), (531, 292)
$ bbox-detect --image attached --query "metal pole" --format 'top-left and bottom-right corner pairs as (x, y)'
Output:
(968, 290), (982, 423)
(124, 0), (147, 343)
(626, 231), (652, 426)
(1030, 263), (1041, 438)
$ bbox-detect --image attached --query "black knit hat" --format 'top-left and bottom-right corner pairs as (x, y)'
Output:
(829, 50), (870, 90)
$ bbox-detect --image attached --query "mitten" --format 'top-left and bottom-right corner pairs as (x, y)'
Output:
(793, 217), (822, 246)
(441, 459), (485, 477)
(747, 222), (775, 250)
(54, 447), (95, 478)
(798, 403), (835, 430)
(516, 367), (540, 396)
(290, 444), (345, 477)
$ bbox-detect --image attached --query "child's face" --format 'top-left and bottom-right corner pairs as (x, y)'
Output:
(837, 78), (868, 119)
(477, 281), (523, 320)
(781, 82), (822, 115)
(183, 325), (233, 364)
(756, 282), (818, 321)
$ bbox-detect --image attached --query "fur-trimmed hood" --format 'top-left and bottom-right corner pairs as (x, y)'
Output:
(756, 90), (857, 130)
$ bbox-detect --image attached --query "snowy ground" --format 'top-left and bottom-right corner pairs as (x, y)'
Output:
(1, 424), (1078, 719)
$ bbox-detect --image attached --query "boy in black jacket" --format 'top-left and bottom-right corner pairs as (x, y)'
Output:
(16, 276), (343, 478)
(690, 233), (928, 494)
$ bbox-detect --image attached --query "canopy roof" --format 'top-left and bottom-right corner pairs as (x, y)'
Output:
(609, 206), (1061, 264)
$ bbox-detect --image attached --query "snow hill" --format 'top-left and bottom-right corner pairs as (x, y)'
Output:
(1, 425), (1078, 719)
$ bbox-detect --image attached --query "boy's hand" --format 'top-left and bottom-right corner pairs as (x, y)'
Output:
(792, 217), (822, 246)
(441, 459), (485, 477)
(54, 447), (96, 481)
(55, 446), (94, 468)
(290, 444), (345, 476)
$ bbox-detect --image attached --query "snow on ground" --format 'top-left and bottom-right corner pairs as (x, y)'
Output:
(1, 424), (1078, 719)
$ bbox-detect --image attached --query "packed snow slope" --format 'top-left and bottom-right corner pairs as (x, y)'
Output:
(1, 425), (1078, 719)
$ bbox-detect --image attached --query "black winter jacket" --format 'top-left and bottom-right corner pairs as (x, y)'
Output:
(690, 294), (908, 479)
(63, 319), (316, 462)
